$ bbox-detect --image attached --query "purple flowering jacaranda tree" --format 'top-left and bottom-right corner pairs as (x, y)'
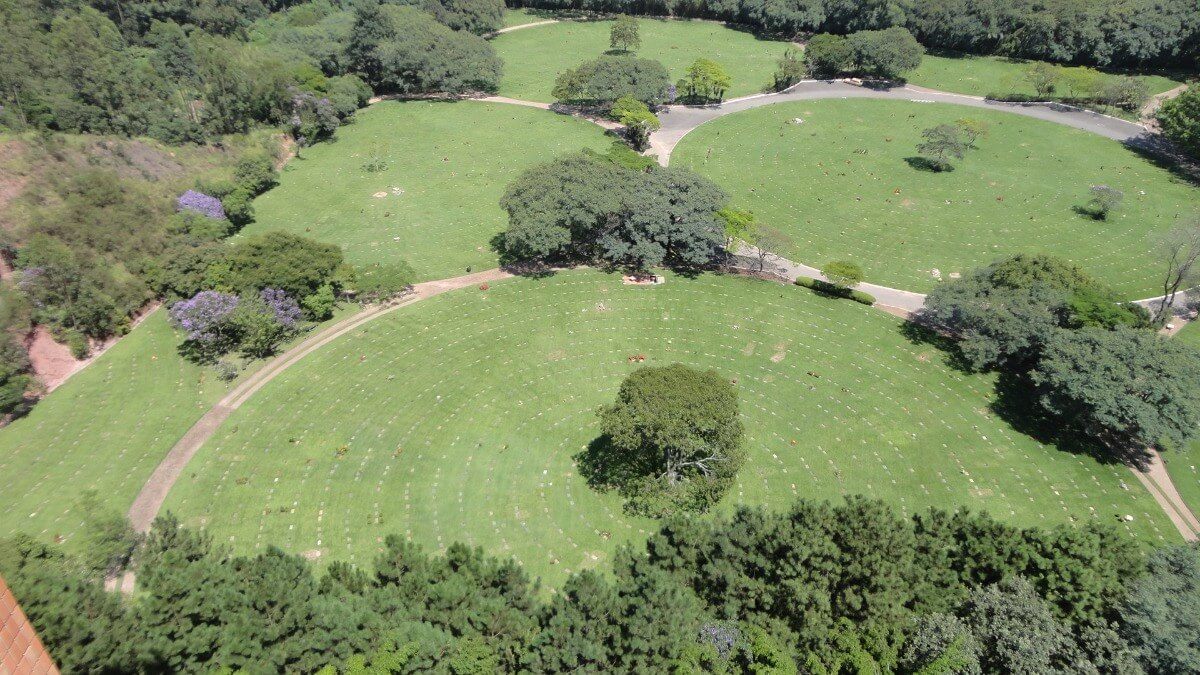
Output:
(177, 190), (226, 220)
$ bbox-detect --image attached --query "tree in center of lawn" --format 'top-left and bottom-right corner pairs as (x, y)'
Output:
(609, 15), (640, 53)
(578, 363), (745, 517)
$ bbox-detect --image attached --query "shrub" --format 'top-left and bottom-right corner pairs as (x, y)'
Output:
(676, 58), (731, 103)
(821, 260), (865, 288)
(1158, 85), (1200, 158)
(232, 152), (278, 197)
(609, 95), (660, 151)
(552, 55), (671, 106)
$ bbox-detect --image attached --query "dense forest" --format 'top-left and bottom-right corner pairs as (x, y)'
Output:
(4, 498), (1198, 673)
(509, 0), (1200, 68)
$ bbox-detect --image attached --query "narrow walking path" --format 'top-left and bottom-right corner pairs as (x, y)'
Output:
(491, 18), (559, 35)
(1131, 449), (1200, 541)
(125, 268), (512, 533)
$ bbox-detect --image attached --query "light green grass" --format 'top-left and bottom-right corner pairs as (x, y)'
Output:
(163, 270), (1174, 587)
(238, 100), (610, 281)
(909, 53), (1183, 100)
(491, 18), (791, 102)
(0, 305), (360, 550)
(502, 7), (545, 28)
(673, 99), (1200, 297)
(0, 311), (229, 546)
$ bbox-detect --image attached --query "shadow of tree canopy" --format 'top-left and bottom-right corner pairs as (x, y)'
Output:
(574, 434), (658, 494)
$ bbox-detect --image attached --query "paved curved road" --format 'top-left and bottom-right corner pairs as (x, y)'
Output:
(649, 79), (1155, 164)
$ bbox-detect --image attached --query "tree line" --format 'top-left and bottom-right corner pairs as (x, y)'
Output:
(506, 0), (1199, 69)
(3, 497), (1197, 673)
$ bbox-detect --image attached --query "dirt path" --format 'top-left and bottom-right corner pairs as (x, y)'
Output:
(125, 268), (512, 533)
(1130, 450), (1199, 541)
(1140, 84), (1188, 128)
(491, 18), (559, 35)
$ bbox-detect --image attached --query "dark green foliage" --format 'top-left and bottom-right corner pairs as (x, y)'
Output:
(345, 261), (416, 302)
(4, 497), (1162, 674)
(233, 151), (280, 197)
(958, 577), (1078, 673)
(0, 533), (139, 673)
(511, 0), (1200, 68)
(774, 47), (806, 90)
(0, 294), (33, 415)
(919, 254), (1145, 372)
(219, 231), (344, 310)
(805, 27), (925, 79)
(552, 54), (671, 106)
(1158, 84), (1200, 159)
(75, 490), (140, 579)
(499, 153), (728, 271)
(1032, 327), (1200, 454)
(1120, 544), (1200, 674)
(422, 0), (505, 34)
(586, 363), (745, 516)
(347, 5), (501, 95)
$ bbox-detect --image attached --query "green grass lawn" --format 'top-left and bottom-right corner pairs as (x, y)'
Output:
(491, 18), (792, 102)
(162, 270), (1174, 587)
(673, 99), (1200, 297)
(908, 53), (1183, 100)
(0, 305), (360, 550)
(238, 100), (610, 281)
(0, 311), (230, 547)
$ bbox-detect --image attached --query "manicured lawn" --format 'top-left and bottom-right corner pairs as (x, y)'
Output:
(908, 53), (1183, 100)
(163, 270), (1173, 588)
(0, 311), (229, 547)
(0, 305), (360, 550)
(673, 99), (1200, 297)
(238, 100), (610, 281)
(491, 18), (792, 102)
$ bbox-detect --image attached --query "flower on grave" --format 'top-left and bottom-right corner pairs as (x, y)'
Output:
(260, 288), (302, 328)
(177, 189), (225, 220)
(169, 290), (240, 343)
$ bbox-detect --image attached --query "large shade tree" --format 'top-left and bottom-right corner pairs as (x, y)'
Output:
(584, 363), (745, 516)
(1031, 326), (1200, 457)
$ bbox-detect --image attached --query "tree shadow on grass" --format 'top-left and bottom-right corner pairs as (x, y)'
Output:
(575, 434), (657, 494)
(898, 319), (1151, 469)
(898, 319), (977, 374)
(1120, 131), (1200, 189)
(988, 370), (1151, 469)
(904, 156), (954, 172)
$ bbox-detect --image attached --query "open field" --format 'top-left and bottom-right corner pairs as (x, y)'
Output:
(491, 18), (792, 102)
(908, 53), (1183, 100)
(163, 270), (1173, 587)
(673, 99), (1200, 297)
(237, 100), (610, 281)
(0, 312), (229, 547)
(0, 304), (360, 550)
